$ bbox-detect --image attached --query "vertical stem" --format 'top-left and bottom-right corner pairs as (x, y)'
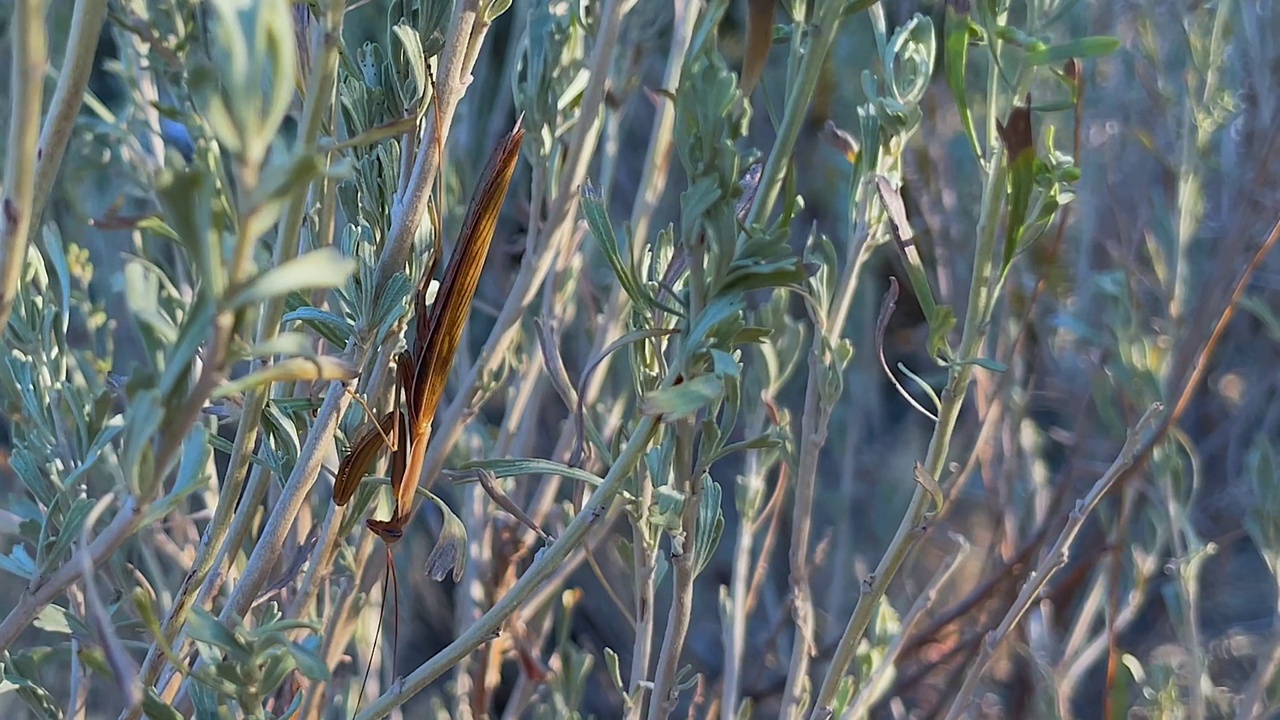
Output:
(1169, 0), (1231, 327)
(29, 0), (110, 245)
(742, 0), (844, 231)
(648, 419), (701, 720)
(219, 381), (355, 617)
(648, 129), (713, 714)
(629, 0), (702, 252)
(719, 406), (765, 719)
(626, 482), (658, 719)
(779, 329), (838, 718)
(782, 169), (872, 720)
(375, 0), (483, 288)
(0, 0), (48, 336)
(811, 147), (1008, 717)
(1237, 591), (1280, 720)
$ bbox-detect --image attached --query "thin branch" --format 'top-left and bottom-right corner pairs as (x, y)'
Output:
(943, 403), (1165, 720)
(354, 414), (663, 720)
(0, 0), (48, 336)
(649, 420), (701, 719)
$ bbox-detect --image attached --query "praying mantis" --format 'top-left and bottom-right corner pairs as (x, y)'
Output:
(329, 116), (524, 709)
(333, 117), (524, 541)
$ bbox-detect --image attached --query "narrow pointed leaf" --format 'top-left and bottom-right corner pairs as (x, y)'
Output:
(210, 357), (356, 400)
(223, 247), (357, 310)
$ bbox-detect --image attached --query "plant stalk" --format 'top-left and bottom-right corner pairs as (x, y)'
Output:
(810, 144), (1010, 716)
(0, 0), (49, 338)
(354, 412), (664, 720)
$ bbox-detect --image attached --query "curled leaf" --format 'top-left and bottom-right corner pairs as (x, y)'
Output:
(640, 374), (725, 420)
(820, 120), (860, 165)
(914, 461), (944, 514)
(423, 492), (468, 582)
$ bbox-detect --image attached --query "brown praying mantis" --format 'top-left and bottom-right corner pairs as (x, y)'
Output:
(333, 117), (524, 539)
(329, 118), (523, 706)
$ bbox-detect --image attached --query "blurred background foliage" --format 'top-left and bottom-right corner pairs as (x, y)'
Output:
(1, 0), (1279, 718)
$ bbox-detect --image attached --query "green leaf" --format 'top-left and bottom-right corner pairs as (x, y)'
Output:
(210, 356), (356, 399)
(1, 655), (60, 719)
(253, 618), (318, 637)
(484, 0), (513, 22)
(124, 260), (178, 344)
(898, 362), (941, 415)
(76, 646), (114, 679)
(720, 257), (810, 295)
(423, 492), (468, 582)
(33, 605), (74, 635)
(186, 607), (252, 666)
(121, 390), (164, 496)
(914, 462), (944, 514)
(580, 183), (676, 315)
(462, 458), (606, 489)
(843, 0), (879, 18)
(260, 400), (302, 466)
(282, 306), (353, 348)
(692, 474), (724, 578)
(141, 424), (211, 528)
(223, 248), (357, 311)
(1030, 98), (1078, 113)
(207, 0), (298, 162)
(134, 216), (183, 245)
(926, 304), (957, 360)
(1025, 36), (1121, 66)
(1240, 295), (1280, 341)
(875, 177), (938, 321)
(187, 679), (227, 719)
(154, 166), (213, 282)
(63, 419), (124, 490)
(712, 432), (784, 465)
(36, 226), (72, 338)
(258, 648), (296, 697)
(40, 497), (95, 574)
(679, 177), (723, 247)
(288, 638), (331, 681)
(944, 7), (980, 159)
(1246, 436), (1280, 575)
(998, 103), (1036, 274)
(684, 296), (746, 360)
(956, 356), (1008, 373)
(152, 295), (215, 403)
(391, 22), (427, 108)
(371, 272), (413, 344)
(131, 588), (169, 658)
(640, 374), (725, 420)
